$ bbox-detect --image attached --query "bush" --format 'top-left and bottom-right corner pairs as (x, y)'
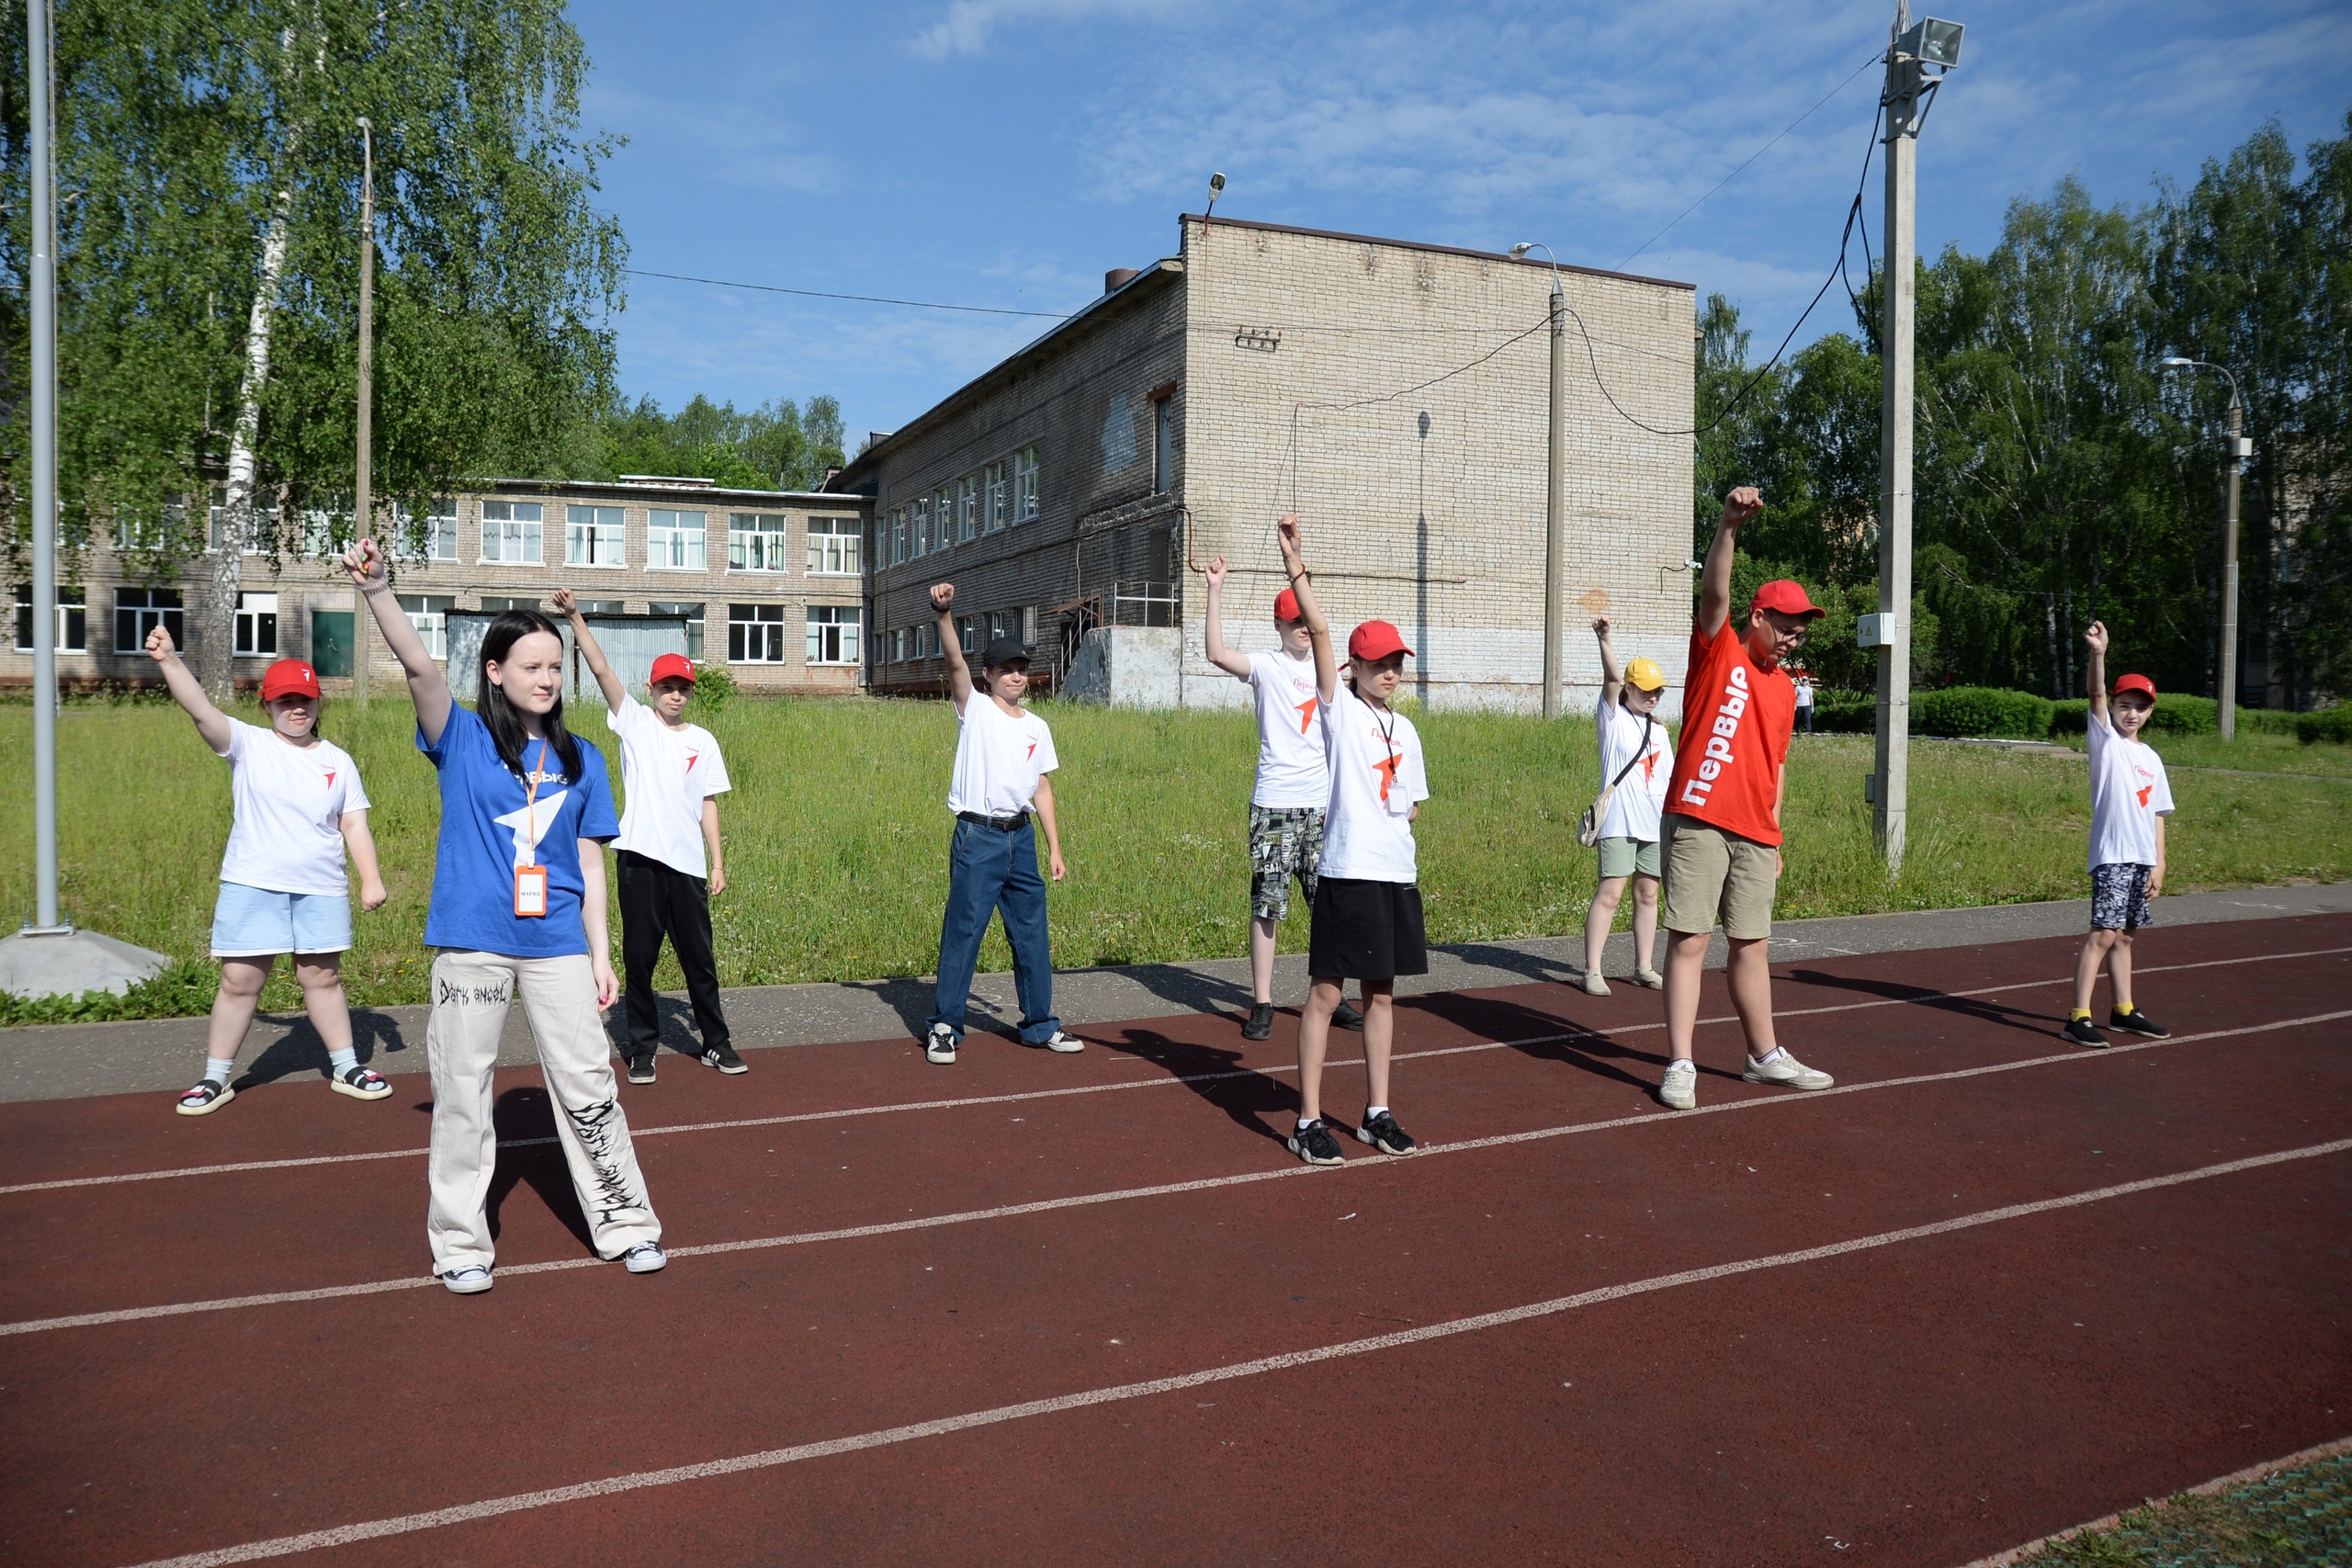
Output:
(2052, 698), (2089, 734)
(691, 662), (738, 711)
(2052, 693), (2222, 736)
(1808, 691), (1876, 734)
(2297, 705), (2352, 745)
(1912, 686), (2055, 739)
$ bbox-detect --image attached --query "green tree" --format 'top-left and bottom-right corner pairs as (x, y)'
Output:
(571, 392), (847, 491)
(1, 0), (625, 694)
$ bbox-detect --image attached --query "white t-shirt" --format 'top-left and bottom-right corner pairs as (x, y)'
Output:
(1793, 678), (1815, 709)
(2086, 710), (2174, 870)
(607, 693), (731, 877)
(1318, 685), (1429, 883)
(216, 720), (368, 897)
(947, 695), (1058, 818)
(1595, 700), (1670, 842)
(1243, 648), (1329, 808)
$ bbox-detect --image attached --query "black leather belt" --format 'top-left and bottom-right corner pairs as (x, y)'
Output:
(956, 810), (1031, 830)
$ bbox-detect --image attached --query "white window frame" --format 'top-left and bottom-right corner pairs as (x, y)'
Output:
(233, 592), (278, 656)
(728, 513), (790, 573)
(565, 504), (626, 569)
(15, 585), (86, 653)
(728, 602), (789, 663)
(1014, 447), (1039, 523)
(207, 486), (266, 555)
(985, 461), (1008, 532)
(889, 509), (905, 566)
(398, 593), (456, 660)
(806, 604), (860, 665)
(647, 509), (707, 571)
(395, 500), (460, 562)
(480, 500), (545, 565)
(806, 516), (861, 576)
(957, 476), (979, 542)
(114, 586), (183, 653)
(650, 600), (707, 660)
(913, 497), (933, 558)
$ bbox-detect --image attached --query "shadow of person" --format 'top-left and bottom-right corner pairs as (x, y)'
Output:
(1100, 961), (1259, 1022)
(1783, 967), (2059, 1036)
(1091, 1026), (1294, 1146)
(1403, 990), (1668, 1093)
(231, 1004), (413, 1089)
(1435, 942), (1584, 989)
(841, 976), (945, 1041)
(482, 1085), (594, 1254)
(603, 992), (723, 1061)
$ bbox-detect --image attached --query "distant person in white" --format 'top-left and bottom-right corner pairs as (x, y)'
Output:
(556, 590), (739, 1084)
(2062, 620), (2176, 1049)
(1793, 671), (1815, 734)
(1201, 555), (1366, 1043)
(1582, 615), (1671, 996)
(144, 630), (391, 1117)
(922, 581), (1082, 1066)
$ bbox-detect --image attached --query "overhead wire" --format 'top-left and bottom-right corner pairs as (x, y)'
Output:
(624, 267), (1069, 319)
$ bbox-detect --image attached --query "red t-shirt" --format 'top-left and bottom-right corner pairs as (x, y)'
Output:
(1665, 620), (1795, 846)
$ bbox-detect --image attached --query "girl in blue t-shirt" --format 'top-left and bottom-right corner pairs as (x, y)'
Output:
(343, 539), (664, 1295)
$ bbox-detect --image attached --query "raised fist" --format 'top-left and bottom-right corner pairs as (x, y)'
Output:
(930, 583), (956, 612)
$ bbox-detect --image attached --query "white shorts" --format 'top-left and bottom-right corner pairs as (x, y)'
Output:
(209, 882), (354, 957)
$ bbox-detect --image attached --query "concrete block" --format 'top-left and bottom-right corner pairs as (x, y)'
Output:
(0, 928), (171, 999)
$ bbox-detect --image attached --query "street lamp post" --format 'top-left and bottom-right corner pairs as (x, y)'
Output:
(2160, 357), (2250, 739)
(1510, 241), (1567, 720)
(352, 118), (376, 707)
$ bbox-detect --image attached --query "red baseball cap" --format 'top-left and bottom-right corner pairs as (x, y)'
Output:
(260, 660), (320, 703)
(1348, 620), (1413, 662)
(1751, 581), (1826, 621)
(1273, 587), (1303, 623)
(650, 653), (697, 687)
(2113, 673), (2157, 701)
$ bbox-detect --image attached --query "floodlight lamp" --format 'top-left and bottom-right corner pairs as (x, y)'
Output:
(1897, 16), (1963, 66)
(1209, 172), (1226, 195)
(1509, 243), (1535, 258)
(2159, 357), (2195, 368)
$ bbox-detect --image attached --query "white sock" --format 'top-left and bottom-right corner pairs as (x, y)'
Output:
(1665, 1058), (1694, 1074)
(1751, 1046), (1786, 1066)
(1364, 1105), (1389, 1122)
(1297, 1116), (1319, 1132)
(328, 1047), (358, 1074)
(204, 1057), (234, 1086)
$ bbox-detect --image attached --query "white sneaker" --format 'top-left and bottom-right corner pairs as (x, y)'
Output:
(1580, 971), (1611, 997)
(1744, 1051), (1834, 1091)
(441, 1265), (493, 1295)
(1035, 1031), (1084, 1055)
(1659, 1059), (1697, 1111)
(925, 1025), (958, 1065)
(623, 1242), (667, 1274)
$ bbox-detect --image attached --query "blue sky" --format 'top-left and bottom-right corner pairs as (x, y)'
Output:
(570, 0), (2352, 448)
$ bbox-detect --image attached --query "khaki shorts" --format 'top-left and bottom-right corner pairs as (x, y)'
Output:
(1596, 835), (1660, 880)
(1660, 815), (1779, 941)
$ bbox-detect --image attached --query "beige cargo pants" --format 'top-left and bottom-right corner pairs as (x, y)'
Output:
(424, 949), (662, 1273)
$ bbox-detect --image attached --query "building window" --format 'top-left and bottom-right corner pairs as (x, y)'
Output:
(646, 509), (707, 571)
(650, 601), (706, 660)
(477, 596), (542, 612)
(233, 592), (278, 656)
(956, 475), (978, 542)
(985, 461), (1008, 532)
(807, 517), (861, 575)
(208, 486), (267, 555)
(396, 499), (459, 562)
(115, 586), (183, 653)
(986, 607), (1030, 647)
(565, 504), (625, 569)
(807, 605), (860, 665)
(889, 509), (905, 566)
(14, 586), (86, 653)
(1014, 447), (1039, 523)
(398, 594), (456, 660)
(870, 631), (886, 667)
(915, 497), (934, 558)
(728, 603), (788, 663)
(1153, 396), (1174, 493)
(729, 513), (790, 573)
(956, 615), (979, 654)
(481, 500), (544, 564)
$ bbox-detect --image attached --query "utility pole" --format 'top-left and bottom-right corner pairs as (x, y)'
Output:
(1866, 5), (1962, 878)
(26, 0), (62, 932)
(2221, 389), (2243, 738)
(1544, 276), (1566, 721)
(352, 118), (375, 706)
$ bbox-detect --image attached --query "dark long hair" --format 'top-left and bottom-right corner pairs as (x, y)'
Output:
(477, 610), (583, 784)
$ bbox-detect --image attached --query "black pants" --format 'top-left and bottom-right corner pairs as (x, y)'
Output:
(616, 849), (730, 1057)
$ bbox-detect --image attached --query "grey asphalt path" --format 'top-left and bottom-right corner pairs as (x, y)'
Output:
(6, 881), (2347, 1105)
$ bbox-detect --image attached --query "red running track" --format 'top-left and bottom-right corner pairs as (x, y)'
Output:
(2, 915), (2348, 1567)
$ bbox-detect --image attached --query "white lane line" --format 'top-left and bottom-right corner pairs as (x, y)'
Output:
(10, 943), (2346, 1200)
(120, 1134), (2352, 1568)
(12, 1008), (2347, 1341)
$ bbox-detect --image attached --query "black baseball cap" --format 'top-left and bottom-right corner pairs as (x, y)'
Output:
(981, 635), (1032, 669)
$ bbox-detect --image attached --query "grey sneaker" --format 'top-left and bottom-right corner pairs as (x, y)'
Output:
(1659, 1059), (1697, 1111)
(441, 1265), (493, 1295)
(1632, 965), (1665, 989)
(1743, 1051), (1834, 1091)
(622, 1242), (667, 1274)
(1580, 970), (1611, 997)
(925, 1025), (958, 1066)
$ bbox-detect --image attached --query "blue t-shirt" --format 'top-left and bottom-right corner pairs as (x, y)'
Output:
(418, 705), (619, 957)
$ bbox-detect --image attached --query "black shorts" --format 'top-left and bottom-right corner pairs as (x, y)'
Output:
(1307, 877), (1428, 980)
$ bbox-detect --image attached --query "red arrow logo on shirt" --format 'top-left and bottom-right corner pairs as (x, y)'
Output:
(324, 771), (335, 787)
(1026, 740), (1037, 760)
(686, 752), (698, 773)
(1374, 749), (1400, 803)
(2137, 784), (2153, 807)
(1295, 695), (1318, 734)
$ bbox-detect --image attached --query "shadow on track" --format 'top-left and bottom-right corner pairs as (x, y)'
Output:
(484, 1086), (595, 1254)
(232, 1007), (410, 1089)
(1401, 991), (1685, 1094)
(1783, 969), (2062, 1036)
(1091, 1026), (1295, 1147)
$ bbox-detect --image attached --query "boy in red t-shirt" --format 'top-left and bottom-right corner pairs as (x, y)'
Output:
(1656, 487), (1835, 1111)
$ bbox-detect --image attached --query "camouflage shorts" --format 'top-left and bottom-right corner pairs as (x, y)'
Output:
(1249, 805), (1326, 921)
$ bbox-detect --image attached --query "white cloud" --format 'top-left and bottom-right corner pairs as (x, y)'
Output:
(910, 0), (1182, 60)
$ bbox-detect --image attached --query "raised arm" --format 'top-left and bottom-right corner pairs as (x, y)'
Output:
(342, 538), (454, 743)
(554, 588), (628, 709)
(1202, 557), (1251, 679)
(2084, 619), (2109, 723)
(1593, 615), (1623, 709)
(142, 626), (234, 753)
(1697, 486), (1762, 640)
(932, 583), (973, 712)
(1274, 516), (1336, 705)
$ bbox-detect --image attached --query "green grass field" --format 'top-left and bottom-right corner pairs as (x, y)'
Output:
(3, 694), (2347, 1023)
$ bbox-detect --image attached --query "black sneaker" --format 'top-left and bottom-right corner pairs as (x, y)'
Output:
(627, 1054), (657, 1084)
(1242, 1002), (1275, 1042)
(2109, 1007), (2169, 1039)
(1287, 1118), (1346, 1166)
(925, 1024), (958, 1066)
(1356, 1110), (1417, 1156)
(2060, 1016), (2110, 1049)
(700, 1044), (749, 1075)
(1331, 999), (1365, 1032)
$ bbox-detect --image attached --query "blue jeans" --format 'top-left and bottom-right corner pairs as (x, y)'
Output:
(928, 817), (1060, 1043)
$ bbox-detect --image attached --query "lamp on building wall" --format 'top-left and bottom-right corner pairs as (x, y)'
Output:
(1205, 172), (1226, 219)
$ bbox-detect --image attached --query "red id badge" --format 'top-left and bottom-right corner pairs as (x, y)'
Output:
(514, 863), (548, 918)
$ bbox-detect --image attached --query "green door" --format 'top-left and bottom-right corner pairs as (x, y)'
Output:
(310, 610), (354, 678)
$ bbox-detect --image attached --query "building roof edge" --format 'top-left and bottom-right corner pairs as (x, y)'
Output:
(1181, 213), (1698, 293)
